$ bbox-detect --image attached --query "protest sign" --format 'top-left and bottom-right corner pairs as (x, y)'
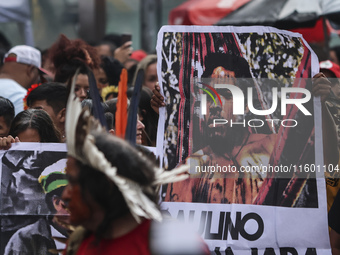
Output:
(0, 143), (67, 254)
(156, 25), (330, 254)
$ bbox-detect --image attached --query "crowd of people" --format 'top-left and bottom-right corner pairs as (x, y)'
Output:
(0, 32), (210, 254)
(0, 33), (158, 148)
(0, 30), (340, 254)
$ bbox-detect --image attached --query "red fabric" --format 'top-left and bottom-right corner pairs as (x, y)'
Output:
(3, 56), (17, 63)
(290, 18), (329, 43)
(130, 50), (147, 62)
(76, 219), (151, 255)
(169, 0), (251, 25)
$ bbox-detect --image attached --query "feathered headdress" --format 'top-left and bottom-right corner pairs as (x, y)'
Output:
(65, 70), (189, 223)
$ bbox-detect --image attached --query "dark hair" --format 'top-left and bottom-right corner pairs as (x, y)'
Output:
(100, 56), (123, 86)
(202, 52), (252, 78)
(132, 54), (157, 87)
(9, 109), (61, 142)
(26, 82), (68, 115)
(54, 59), (90, 85)
(201, 52), (255, 98)
(76, 133), (158, 240)
(50, 34), (99, 88)
(95, 41), (117, 56)
(127, 87), (158, 146)
(102, 33), (121, 48)
(50, 34), (100, 71)
(0, 96), (15, 128)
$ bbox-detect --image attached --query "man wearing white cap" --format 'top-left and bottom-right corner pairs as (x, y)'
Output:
(0, 45), (47, 115)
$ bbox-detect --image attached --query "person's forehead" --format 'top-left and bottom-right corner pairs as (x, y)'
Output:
(94, 67), (106, 75)
(146, 62), (157, 70)
(75, 74), (89, 87)
(30, 99), (50, 108)
(18, 128), (40, 142)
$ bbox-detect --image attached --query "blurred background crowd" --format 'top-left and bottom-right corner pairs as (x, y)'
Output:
(1, 0), (340, 254)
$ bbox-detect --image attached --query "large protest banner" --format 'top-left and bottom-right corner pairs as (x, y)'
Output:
(0, 143), (68, 254)
(156, 26), (330, 254)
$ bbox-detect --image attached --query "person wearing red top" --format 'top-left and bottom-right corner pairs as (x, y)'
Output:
(61, 80), (209, 255)
(76, 219), (151, 254)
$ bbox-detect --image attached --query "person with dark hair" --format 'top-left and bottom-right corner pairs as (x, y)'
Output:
(52, 57), (91, 103)
(49, 34), (101, 102)
(80, 97), (145, 144)
(53, 58), (89, 86)
(138, 87), (159, 146)
(132, 54), (157, 91)
(99, 55), (124, 89)
(0, 96), (15, 137)
(41, 49), (56, 81)
(94, 41), (116, 58)
(26, 82), (68, 141)
(66, 62), (91, 102)
(135, 114), (146, 145)
(102, 33), (133, 67)
(94, 55), (124, 96)
(102, 33), (121, 49)
(330, 46), (340, 67)
(0, 109), (61, 150)
(126, 50), (147, 86)
(61, 88), (208, 254)
(93, 65), (109, 95)
(9, 109), (61, 143)
(127, 87), (158, 146)
(4, 159), (69, 255)
(50, 34), (100, 74)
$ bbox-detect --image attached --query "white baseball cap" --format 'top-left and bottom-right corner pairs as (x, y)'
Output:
(3, 45), (48, 74)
